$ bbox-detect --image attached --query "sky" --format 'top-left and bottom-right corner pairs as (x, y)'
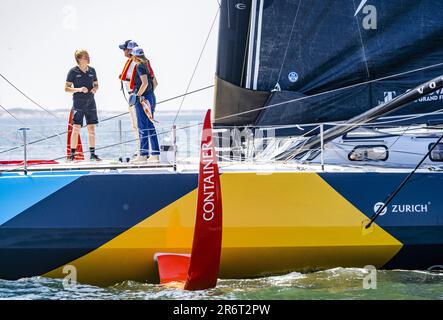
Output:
(0, 0), (220, 113)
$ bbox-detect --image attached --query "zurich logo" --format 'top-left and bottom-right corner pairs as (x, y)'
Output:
(288, 72), (299, 83)
(374, 202), (387, 216)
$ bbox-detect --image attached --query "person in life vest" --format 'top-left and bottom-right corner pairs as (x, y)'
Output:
(65, 49), (101, 162)
(119, 40), (140, 159)
(129, 46), (160, 163)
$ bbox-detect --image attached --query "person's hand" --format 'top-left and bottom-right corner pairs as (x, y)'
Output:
(139, 96), (146, 103)
(91, 87), (97, 94)
(79, 87), (88, 93)
(128, 93), (137, 106)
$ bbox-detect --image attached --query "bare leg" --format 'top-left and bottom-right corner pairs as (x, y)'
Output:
(71, 124), (81, 149)
(87, 124), (95, 148)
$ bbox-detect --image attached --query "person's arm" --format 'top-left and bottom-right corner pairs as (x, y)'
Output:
(147, 60), (158, 90)
(152, 76), (158, 90)
(137, 74), (149, 97)
(90, 68), (99, 94)
(91, 81), (99, 94)
(65, 82), (88, 93)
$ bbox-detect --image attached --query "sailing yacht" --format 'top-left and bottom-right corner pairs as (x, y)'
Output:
(0, 0), (442, 286)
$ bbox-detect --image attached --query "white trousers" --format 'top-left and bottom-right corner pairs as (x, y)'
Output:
(129, 104), (140, 156)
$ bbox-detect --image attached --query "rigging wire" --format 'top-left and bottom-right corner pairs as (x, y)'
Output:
(0, 4), (219, 157)
(0, 103), (25, 125)
(217, 61), (443, 123)
(2, 58), (442, 158)
(108, 85), (214, 124)
(0, 85), (214, 155)
(2, 5), (219, 155)
(172, 6), (220, 125)
(0, 73), (67, 145)
(2, 60), (442, 160)
(2, 62), (443, 167)
(352, 0), (371, 79)
(0, 102), (65, 145)
(216, 107), (443, 130)
(1, 110), (442, 173)
(0, 73), (59, 120)
(366, 131), (443, 229)
(275, 0), (302, 88)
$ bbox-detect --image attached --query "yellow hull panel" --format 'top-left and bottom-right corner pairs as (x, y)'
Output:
(45, 172), (402, 285)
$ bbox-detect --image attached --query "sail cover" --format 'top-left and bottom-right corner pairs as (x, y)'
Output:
(214, 0), (443, 127)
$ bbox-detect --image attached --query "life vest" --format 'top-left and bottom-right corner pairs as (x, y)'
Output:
(120, 58), (137, 91)
(143, 60), (155, 92)
(128, 67), (137, 91)
(129, 62), (154, 93)
(146, 60), (155, 79)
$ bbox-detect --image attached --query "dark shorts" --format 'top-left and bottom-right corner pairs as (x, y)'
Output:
(72, 98), (98, 125)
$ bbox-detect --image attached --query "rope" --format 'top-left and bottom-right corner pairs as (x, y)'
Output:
(120, 81), (129, 103)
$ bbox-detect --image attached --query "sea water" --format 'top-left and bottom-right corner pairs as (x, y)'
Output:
(0, 111), (442, 300)
(0, 109), (207, 161)
(0, 269), (442, 300)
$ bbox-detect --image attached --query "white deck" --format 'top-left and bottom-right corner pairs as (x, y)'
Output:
(1, 158), (442, 175)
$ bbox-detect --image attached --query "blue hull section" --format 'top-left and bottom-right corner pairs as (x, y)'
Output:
(0, 171), (198, 279)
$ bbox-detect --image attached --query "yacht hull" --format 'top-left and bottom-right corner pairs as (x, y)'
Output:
(0, 169), (442, 285)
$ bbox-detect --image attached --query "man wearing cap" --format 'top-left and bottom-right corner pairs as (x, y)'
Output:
(119, 39), (140, 159)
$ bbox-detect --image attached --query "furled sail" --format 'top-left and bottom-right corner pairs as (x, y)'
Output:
(214, 0), (443, 128)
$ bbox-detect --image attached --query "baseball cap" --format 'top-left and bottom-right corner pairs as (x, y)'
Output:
(131, 46), (145, 56)
(119, 40), (138, 50)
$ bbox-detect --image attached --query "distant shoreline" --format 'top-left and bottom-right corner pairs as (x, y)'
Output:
(0, 108), (206, 119)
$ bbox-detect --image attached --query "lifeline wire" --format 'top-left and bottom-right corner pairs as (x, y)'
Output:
(0, 85), (214, 155)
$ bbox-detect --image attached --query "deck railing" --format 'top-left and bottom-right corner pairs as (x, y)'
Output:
(2, 110), (443, 172)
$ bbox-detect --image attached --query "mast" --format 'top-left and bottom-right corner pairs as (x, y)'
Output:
(245, 0), (257, 89)
(245, 0), (264, 90)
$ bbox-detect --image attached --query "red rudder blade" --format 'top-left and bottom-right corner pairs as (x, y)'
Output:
(184, 109), (223, 290)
